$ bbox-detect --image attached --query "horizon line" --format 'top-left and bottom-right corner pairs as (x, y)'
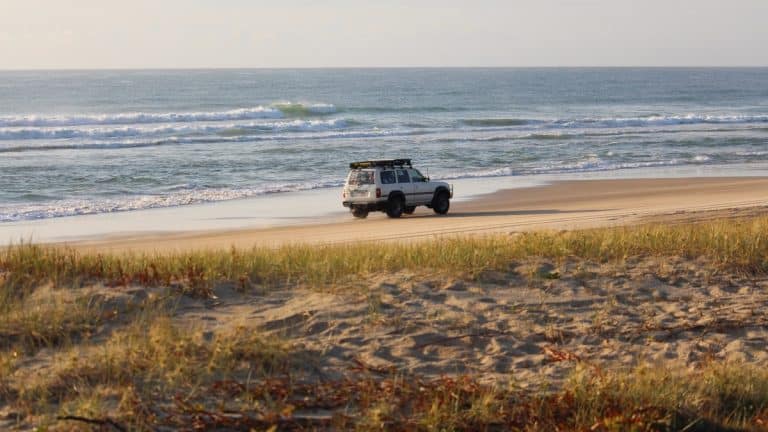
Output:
(1, 65), (768, 72)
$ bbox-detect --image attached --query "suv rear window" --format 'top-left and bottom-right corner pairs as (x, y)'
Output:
(348, 170), (374, 185)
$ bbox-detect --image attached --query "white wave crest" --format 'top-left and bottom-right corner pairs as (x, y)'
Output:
(736, 150), (768, 157)
(0, 106), (283, 127)
(441, 167), (517, 179)
(0, 181), (344, 222)
(529, 157), (692, 174)
(456, 114), (768, 131)
(693, 154), (711, 162)
(554, 114), (768, 129)
(0, 119), (349, 141)
(0, 102), (337, 128)
(439, 154), (723, 181)
(0, 127), (431, 153)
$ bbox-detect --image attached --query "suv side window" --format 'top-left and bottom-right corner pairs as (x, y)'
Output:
(380, 170), (396, 184)
(410, 169), (424, 182)
(396, 169), (410, 183)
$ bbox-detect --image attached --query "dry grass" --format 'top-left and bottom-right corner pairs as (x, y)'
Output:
(2, 215), (768, 295)
(12, 312), (293, 430)
(1, 215), (768, 429)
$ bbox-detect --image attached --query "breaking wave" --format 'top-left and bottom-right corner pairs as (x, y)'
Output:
(0, 103), (337, 128)
(459, 114), (768, 130)
(0, 181), (345, 222)
(528, 156), (695, 175)
(557, 114), (768, 128)
(0, 127), (433, 153)
(440, 154), (730, 180)
(461, 118), (532, 127)
(0, 119), (349, 141)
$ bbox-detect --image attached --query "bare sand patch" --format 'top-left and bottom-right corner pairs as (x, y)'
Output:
(156, 255), (768, 391)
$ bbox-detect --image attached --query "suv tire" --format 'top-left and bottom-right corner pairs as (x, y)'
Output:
(386, 196), (404, 218)
(351, 207), (369, 219)
(432, 190), (450, 215)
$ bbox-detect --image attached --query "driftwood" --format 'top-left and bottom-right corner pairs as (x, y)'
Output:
(57, 415), (127, 432)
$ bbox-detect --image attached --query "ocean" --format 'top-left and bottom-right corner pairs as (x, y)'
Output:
(1, 68), (767, 223)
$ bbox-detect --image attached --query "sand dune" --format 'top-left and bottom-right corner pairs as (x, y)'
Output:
(139, 254), (768, 389)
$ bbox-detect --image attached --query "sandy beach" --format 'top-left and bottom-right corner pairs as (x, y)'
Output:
(4, 176), (768, 429)
(70, 176), (768, 253)
(75, 176), (768, 389)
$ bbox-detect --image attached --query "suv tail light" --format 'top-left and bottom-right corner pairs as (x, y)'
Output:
(376, 188), (381, 198)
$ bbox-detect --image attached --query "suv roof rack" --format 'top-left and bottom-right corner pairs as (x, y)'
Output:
(350, 159), (412, 169)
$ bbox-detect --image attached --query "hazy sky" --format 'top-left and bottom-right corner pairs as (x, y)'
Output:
(1, 0), (767, 69)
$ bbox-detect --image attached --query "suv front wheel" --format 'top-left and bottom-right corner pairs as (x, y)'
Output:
(432, 190), (450, 215)
(386, 196), (404, 218)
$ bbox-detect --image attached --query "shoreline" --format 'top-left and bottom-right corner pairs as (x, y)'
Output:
(4, 163), (768, 247)
(3, 162), (768, 249)
(55, 175), (768, 253)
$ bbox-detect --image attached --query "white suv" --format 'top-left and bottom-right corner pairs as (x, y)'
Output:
(342, 159), (453, 218)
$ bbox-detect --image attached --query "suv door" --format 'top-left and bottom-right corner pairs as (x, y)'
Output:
(379, 169), (397, 198)
(409, 169), (432, 204)
(396, 169), (414, 204)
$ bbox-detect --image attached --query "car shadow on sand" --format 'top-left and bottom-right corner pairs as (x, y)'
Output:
(428, 209), (611, 218)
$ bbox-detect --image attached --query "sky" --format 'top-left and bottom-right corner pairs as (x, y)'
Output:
(1, 0), (767, 69)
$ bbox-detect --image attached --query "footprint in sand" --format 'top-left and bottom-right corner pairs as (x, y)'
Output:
(262, 311), (315, 332)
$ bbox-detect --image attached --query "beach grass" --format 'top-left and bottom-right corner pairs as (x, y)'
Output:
(17, 314), (292, 428)
(2, 215), (767, 295)
(8, 310), (768, 430)
(1, 215), (768, 429)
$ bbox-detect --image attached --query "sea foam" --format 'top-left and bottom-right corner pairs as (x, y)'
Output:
(0, 180), (343, 222)
(0, 103), (336, 128)
(0, 118), (349, 141)
(460, 114), (768, 130)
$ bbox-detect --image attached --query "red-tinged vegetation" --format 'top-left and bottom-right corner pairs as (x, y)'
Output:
(83, 370), (768, 431)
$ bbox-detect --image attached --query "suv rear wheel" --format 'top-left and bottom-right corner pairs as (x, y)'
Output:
(386, 196), (404, 218)
(432, 190), (450, 215)
(351, 207), (369, 219)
